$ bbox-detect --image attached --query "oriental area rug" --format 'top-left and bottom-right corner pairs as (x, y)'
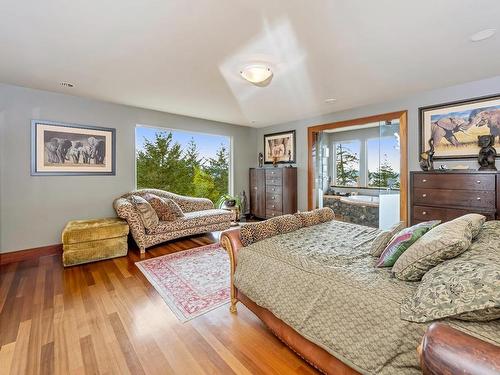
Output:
(136, 243), (230, 322)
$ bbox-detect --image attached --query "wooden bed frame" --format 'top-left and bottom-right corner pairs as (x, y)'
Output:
(220, 228), (500, 375)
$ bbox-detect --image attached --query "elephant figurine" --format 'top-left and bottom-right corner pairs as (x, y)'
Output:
(469, 108), (500, 143)
(478, 135), (497, 171)
(430, 116), (472, 146)
(45, 138), (72, 164)
(419, 139), (435, 171)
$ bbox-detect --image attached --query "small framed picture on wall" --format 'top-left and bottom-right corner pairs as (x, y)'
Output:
(263, 130), (296, 164)
(31, 120), (116, 176)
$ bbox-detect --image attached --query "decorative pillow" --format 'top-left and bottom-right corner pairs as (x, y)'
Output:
(455, 213), (486, 239)
(129, 195), (159, 232)
(240, 220), (279, 247)
(370, 221), (406, 257)
(400, 257), (500, 322)
(317, 207), (335, 222)
(267, 214), (302, 234)
(143, 193), (184, 221)
(393, 217), (474, 281)
(376, 220), (440, 267)
(294, 210), (322, 227)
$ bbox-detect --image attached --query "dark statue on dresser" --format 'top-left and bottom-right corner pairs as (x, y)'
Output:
(478, 135), (497, 171)
(419, 138), (435, 171)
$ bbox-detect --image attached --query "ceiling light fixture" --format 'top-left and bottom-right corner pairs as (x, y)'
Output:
(470, 28), (496, 42)
(60, 82), (74, 88)
(240, 65), (273, 87)
(324, 98), (337, 104)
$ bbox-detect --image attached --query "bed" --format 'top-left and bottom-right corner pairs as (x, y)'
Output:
(220, 219), (500, 375)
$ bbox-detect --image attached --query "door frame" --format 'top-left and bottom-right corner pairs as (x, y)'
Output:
(307, 110), (408, 225)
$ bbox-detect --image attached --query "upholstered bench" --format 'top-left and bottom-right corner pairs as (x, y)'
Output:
(62, 218), (129, 267)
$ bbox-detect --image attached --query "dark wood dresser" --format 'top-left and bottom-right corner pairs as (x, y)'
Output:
(249, 167), (297, 219)
(410, 171), (499, 225)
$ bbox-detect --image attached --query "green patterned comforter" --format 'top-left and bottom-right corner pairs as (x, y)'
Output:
(234, 220), (500, 375)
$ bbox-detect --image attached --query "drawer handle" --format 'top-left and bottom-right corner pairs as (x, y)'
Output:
(422, 194), (427, 198)
(422, 179), (427, 183)
(272, 196), (275, 200)
(254, 187), (257, 190)
(422, 211), (427, 215)
(476, 180), (481, 184)
(272, 205), (275, 208)
(477, 197), (481, 201)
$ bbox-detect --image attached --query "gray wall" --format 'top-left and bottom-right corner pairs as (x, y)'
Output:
(256, 76), (500, 211)
(0, 84), (256, 252)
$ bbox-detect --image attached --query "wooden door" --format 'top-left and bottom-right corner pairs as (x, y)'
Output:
(250, 168), (266, 218)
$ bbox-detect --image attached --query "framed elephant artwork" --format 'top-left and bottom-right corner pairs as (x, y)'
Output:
(31, 120), (116, 175)
(419, 94), (500, 159)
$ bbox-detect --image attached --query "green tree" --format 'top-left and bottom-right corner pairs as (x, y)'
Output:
(335, 143), (359, 186)
(136, 132), (230, 204)
(203, 143), (229, 197)
(369, 155), (400, 189)
(136, 132), (191, 194)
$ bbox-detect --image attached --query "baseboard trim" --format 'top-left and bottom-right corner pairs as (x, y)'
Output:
(0, 244), (63, 265)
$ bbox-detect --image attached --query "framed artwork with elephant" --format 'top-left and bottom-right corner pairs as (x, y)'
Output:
(419, 93), (500, 159)
(31, 120), (116, 175)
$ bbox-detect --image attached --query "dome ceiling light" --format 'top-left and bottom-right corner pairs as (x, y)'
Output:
(240, 64), (273, 87)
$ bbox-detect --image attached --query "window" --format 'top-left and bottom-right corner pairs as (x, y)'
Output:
(367, 137), (400, 189)
(135, 126), (231, 203)
(334, 141), (360, 186)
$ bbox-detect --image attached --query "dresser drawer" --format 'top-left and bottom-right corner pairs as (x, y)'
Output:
(266, 192), (282, 203)
(413, 188), (496, 209)
(266, 177), (282, 186)
(413, 173), (495, 191)
(266, 185), (282, 194)
(266, 209), (283, 218)
(412, 205), (495, 223)
(266, 199), (282, 211)
(265, 169), (282, 178)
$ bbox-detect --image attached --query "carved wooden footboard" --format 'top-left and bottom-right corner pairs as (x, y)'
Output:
(220, 228), (500, 375)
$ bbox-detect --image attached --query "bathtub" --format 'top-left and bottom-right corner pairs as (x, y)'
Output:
(340, 195), (379, 206)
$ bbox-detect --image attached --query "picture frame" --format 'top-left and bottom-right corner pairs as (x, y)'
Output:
(419, 93), (500, 159)
(31, 120), (116, 176)
(263, 130), (296, 164)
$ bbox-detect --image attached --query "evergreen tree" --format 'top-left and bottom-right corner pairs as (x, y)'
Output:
(204, 143), (229, 196)
(136, 132), (230, 203)
(369, 154), (400, 189)
(335, 143), (359, 186)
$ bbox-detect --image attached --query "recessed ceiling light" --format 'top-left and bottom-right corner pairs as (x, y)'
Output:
(240, 65), (273, 87)
(60, 82), (74, 88)
(470, 28), (496, 42)
(250, 120), (257, 124)
(324, 98), (337, 104)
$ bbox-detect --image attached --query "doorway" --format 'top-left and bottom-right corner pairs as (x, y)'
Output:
(308, 111), (408, 228)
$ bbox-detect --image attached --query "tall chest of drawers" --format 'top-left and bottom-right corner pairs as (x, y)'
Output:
(410, 171), (499, 225)
(249, 167), (297, 219)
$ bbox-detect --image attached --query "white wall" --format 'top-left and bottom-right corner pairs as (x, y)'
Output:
(256, 76), (500, 211)
(0, 84), (257, 252)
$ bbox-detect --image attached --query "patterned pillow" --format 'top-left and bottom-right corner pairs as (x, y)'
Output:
(267, 214), (302, 234)
(393, 217), (474, 281)
(370, 221), (406, 257)
(143, 193), (184, 221)
(317, 207), (335, 222)
(240, 220), (279, 247)
(129, 195), (159, 232)
(400, 257), (500, 322)
(294, 210), (322, 227)
(376, 220), (440, 267)
(455, 213), (486, 239)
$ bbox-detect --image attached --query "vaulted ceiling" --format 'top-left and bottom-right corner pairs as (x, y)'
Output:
(1, 0), (499, 127)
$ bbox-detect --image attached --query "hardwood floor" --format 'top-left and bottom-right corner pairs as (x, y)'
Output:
(0, 233), (319, 375)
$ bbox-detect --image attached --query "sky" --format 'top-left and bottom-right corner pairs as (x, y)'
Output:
(136, 126), (230, 160)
